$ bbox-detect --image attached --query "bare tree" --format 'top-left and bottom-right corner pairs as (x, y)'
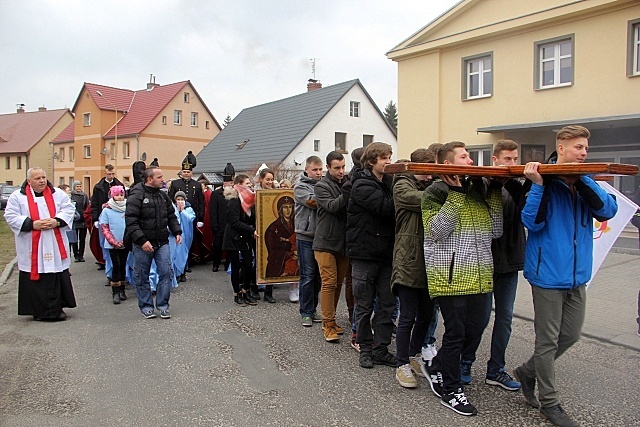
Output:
(244, 161), (302, 185)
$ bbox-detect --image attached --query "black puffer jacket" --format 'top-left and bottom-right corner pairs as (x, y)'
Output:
(222, 186), (256, 251)
(125, 183), (182, 247)
(492, 178), (527, 273)
(346, 168), (395, 263)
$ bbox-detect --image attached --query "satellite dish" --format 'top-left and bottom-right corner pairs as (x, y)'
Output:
(293, 152), (305, 166)
(141, 152), (147, 161)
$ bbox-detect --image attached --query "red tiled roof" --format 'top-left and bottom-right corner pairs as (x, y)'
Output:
(105, 81), (189, 137)
(0, 109), (71, 154)
(51, 121), (74, 144)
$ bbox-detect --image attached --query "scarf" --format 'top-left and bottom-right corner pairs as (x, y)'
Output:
(26, 184), (68, 280)
(234, 184), (255, 215)
(107, 198), (126, 213)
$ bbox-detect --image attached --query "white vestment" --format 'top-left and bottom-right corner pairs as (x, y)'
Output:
(4, 186), (75, 273)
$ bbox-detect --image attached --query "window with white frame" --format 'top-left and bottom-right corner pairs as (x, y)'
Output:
(314, 140), (320, 151)
(59, 147), (65, 161)
(463, 54), (492, 99)
(162, 115), (167, 125)
(629, 20), (640, 76)
(363, 135), (374, 147)
(467, 147), (492, 166)
(123, 141), (130, 158)
(184, 92), (190, 103)
(174, 110), (182, 125)
(69, 147), (74, 161)
(205, 120), (210, 129)
(350, 101), (360, 117)
(536, 37), (573, 88)
(110, 142), (116, 160)
(335, 132), (347, 152)
(191, 112), (198, 127)
(83, 112), (91, 126)
(83, 145), (91, 158)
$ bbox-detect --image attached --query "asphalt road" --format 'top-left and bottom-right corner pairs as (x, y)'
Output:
(0, 259), (639, 427)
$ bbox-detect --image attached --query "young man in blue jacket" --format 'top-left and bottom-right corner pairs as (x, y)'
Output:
(514, 125), (618, 427)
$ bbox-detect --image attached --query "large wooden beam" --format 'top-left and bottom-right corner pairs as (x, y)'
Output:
(384, 162), (639, 177)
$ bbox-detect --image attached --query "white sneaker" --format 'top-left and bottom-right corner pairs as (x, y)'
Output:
(421, 343), (437, 362)
(396, 364), (417, 388)
(288, 283), (299, 303)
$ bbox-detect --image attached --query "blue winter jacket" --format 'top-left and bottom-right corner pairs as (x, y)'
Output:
(521, 175), (618, 289)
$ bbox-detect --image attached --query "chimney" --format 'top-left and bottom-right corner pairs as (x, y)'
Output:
(147, 74), (160, 91)
(16, 103), (25, 113)
(38, 106), (47, 112)
(307, 79), (322, 92)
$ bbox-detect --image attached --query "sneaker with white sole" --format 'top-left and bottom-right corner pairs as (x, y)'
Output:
(409, 354), (426, 378)
(396, 364), (417, 388)
(301, 316), (313, 327)
(421, 343), (437, 362)
(485, 369), (521, 391)
(441, 388), (477, 416)
(160, 310), (171, 319)
(425, 366), (443, 398)
(288, 283), (299, 303)
(311, 311), (322, 323)
(142, 310), (156, 319)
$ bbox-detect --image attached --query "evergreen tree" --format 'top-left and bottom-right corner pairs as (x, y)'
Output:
(223, 114), (232, 128)
(384, 100), (398, 132)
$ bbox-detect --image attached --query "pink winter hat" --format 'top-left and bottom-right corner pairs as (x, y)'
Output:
(110, 186), (125, 197)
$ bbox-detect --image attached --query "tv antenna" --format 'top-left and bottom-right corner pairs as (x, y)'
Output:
(310, 58), (316, 80)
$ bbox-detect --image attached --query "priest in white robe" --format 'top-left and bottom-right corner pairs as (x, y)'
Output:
(4, 167), (77, 321)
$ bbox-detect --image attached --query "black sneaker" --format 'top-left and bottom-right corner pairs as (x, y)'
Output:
(160, 310), (171, 319)
(359, 352), (374, 369)
(441, 388), (477, 416)
(540, 404), (579, 427)
(250, 290), (261, 301)
(513, 365), (540, 408)
(243, 292), (257, 306)
(234, 295), (246, 307)
(426, 366), (443, 398)
(142, 310), (156, 319)
(372, 351), (397, 367)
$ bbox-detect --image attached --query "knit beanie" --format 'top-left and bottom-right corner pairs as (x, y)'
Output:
(110, 185), (125, 197)
(174, 191), (187, 201)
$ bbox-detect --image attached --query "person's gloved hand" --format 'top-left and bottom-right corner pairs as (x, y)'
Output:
(94, 221), (99, 228)
(197, 222), (204, 228)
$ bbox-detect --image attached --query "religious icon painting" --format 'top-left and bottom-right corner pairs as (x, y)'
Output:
(255, 189), (300, 284)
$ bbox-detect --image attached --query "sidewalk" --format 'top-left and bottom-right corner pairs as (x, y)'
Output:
(513, 250), (640, 351)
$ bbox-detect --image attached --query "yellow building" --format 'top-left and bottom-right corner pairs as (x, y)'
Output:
(58, 78), (221, 195)
(388, 0), (640, 196)
(0, 107), (73, 186)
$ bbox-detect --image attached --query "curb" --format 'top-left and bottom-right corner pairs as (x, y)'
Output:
(0, 256), (17, 288)
(513, 312), (640, 353)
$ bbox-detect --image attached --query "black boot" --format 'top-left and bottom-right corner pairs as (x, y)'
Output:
(264, 286), (276, 304)
(112, 284), (121, 305)
(118, 285), (127, 301)
(250, 284), (261, 300)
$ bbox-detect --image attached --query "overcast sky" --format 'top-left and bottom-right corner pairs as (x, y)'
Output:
(0, 0), (459, 122)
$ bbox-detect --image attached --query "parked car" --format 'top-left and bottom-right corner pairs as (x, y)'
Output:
(0, 185), (18, 210)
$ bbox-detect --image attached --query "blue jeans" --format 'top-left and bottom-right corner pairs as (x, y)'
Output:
(297, 239), (320, 317)
(422, 303), (440, 347)
(486, 271), (519, 374)
(133, 243), (173, 313)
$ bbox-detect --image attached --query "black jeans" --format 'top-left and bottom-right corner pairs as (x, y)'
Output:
(212, 233), (224, 268)
(109, 248), (129, 283)
(72, 227), (87, 258)
(431, 293), (491, 393)
(395, 285), (433, 366)
(352, 260), (394, 357)
(228, 250), (253, 294)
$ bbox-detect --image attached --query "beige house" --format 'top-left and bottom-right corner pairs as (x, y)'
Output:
(387, 0), (640, 197)
(58, 78), (221, 195)
(0, 107), (73, 185)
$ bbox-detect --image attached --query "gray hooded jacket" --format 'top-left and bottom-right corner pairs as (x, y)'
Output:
(294, 174), (319, 242)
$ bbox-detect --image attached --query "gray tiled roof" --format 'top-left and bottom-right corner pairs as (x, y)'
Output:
(195, 79), (384, 174)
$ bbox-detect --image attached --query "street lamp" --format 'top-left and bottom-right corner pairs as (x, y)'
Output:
(95, 91), (118, 172)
